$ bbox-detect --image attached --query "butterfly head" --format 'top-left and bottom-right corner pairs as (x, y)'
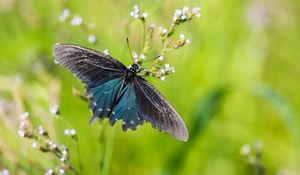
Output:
(128, 64), (141, 74)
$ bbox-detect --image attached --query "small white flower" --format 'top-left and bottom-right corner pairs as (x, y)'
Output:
(132, 53), (138, 59)
(165, 64), (170, 69)
(130, 11), (135, 16)
(59, 9), (70, 22)
(60, 157), (65, 162)
(49, 104), (59, 115)
(140, 54), (145, 59)
(134, 14), (139, 19)
(103, 49), (109, 55)
(179, 34), (185, 39)
(20, 112), (29, 120)
(38, 125), (44, 135)
(193, 6), (201, 13)
(47, 140), (54, 147)
(62, 150), (68, 155)
(183, 6), (190, 12)
(173, 16), (177, 22)
(32, 142), (38, 148)
(142, 12), (147, 18)
(88, 35), (96, 44)
(158, 26), (167, 34)
(52, 144), (57, 149)
(160, 69), (165, 74)
(175, 10), (182, 16)
(71, 15), (83, 26)
(134, 8), (139, 13)
(149, 24), (155, 28)
(133, 5), (139, 10)
(45, 169), (53, 175)
(64, 129), (70, 135)
(171, 67), (175, 73)
(18, 130), (25, 137)
(158, 56), (164, 61)
(70, 129), (76, 135)
(20, 121), (26, 128)
(186, 38), (191, 44)
(59, 168), (65, 174)
(240, 144), (251, 156)
(160, 76), (166, 81)
(181, 15), (187, 20)
(2, 169), (9, 175)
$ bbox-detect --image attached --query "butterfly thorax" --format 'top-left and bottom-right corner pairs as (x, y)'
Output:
(125, 64), (141, 82)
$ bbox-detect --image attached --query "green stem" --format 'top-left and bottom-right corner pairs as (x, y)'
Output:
(101, 127), (116, 175)
(75, 141), (83, 174)
(141, 19), (146, 53)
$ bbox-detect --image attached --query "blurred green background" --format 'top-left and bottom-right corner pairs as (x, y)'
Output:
(0, 0), (300, 174)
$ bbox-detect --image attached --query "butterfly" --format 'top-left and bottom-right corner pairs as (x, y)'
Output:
(53, 44), (188, 141)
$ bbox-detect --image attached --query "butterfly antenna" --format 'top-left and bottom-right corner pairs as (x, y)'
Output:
(143, 55), (161, 64)
(126, 38), (134, 62)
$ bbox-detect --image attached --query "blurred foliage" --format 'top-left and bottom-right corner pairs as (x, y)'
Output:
(0, 0), (300, 175)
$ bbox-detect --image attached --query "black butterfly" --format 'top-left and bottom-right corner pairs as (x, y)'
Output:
(53, 44), (188, 141)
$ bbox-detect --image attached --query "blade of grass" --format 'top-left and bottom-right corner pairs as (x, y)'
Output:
(253, 84), (300, 170)
(164, 86), (228, 175)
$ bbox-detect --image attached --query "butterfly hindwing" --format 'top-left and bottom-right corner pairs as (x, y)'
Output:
(134, 77), (188, 141)
(111, 83), (143, 131)
(53, 44), (127, 88)
(88, 77), (126, 123)
(88, 79), (142, 130)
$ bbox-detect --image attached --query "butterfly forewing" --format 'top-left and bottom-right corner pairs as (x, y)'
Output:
(134, 77), (188, 141)
(53, 44), (127, 88)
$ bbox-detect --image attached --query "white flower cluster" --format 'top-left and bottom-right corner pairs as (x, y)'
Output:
(158, 64), (176, 81)
(49, 104), (59, 115)
(43, 144), (69, 174)
(44, 169), (54, 175)
(103, 49), (109, 56)
(64, 129), (77, 136)
(47, 139), (58, 150)
(38, 125), (46, 135)
(158, 26), (168, 38)
(130, 5), (147, 19)
(132, 52), (146, 63)
(178, 34), (190, 44)
(45, 166), (65, 175)
(240, 144), (251, 156)
(0, 169), (9, 175)
(71, 15), (83, 26)
(58, 144), (70, 164)
(58, 9), (97, 44)
(172, 6), (201, 23)
(59, 9), (70, 22)
(18, 112), (31, 137)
